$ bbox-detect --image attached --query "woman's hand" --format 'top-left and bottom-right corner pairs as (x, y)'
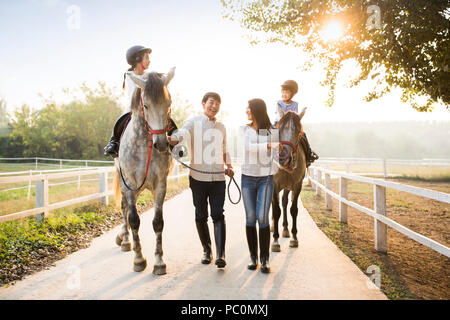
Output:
(168, 136), (179, 146)
(267, 142), (280, 150)
(225, 168), (234, 178)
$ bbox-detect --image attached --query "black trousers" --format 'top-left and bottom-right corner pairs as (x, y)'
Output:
(189, 176), (225, 223)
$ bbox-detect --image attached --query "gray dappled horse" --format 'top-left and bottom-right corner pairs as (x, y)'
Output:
(113, 68), (175, 274)
(271, 109), (307, 252)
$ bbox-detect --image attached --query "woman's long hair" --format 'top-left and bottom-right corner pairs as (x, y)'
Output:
(248, 98), (272, 135)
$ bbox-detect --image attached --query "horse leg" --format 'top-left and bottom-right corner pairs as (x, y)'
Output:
(127, 192), (147, 272)
(116, 197), (131, 251)
(282, 189), (290, 238)
(271, 186), (281, 252)
(152, 182), (167, 275)
(289, 186), (302, 248)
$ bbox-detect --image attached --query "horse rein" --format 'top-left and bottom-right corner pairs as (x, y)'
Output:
(119, 94), (172, 192)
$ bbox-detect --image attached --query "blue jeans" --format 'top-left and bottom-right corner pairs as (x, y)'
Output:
(241, 174), (274, 228)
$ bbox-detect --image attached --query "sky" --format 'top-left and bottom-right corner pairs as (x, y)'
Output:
(0, 0), (448, 128)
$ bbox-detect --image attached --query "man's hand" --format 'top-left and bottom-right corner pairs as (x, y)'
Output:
(267, 142), (280, 150)
(168, 136), (179, 146)
(225, 168), (234, 178)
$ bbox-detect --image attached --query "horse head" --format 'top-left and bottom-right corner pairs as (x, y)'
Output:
(127, 67), (176, 152)
(276, 108), (306, 173)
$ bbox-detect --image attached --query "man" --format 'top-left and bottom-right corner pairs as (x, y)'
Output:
(168, 92), (233, 268)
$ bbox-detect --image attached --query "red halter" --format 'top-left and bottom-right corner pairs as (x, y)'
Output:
(277, 123), (304, 174)
(139, 95), (172, 185)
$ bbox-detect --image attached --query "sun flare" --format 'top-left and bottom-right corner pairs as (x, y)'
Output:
(320, 20), (344, 42)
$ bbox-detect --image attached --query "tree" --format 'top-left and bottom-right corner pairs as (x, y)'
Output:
(8, 82), (122, 159)
(221, 0), (450, 111)
(0, 98), (9, 136)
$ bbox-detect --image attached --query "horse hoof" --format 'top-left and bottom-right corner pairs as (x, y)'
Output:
(271, 243), (281, 252)
(133, 259), (147, 272)
(115, 234), (123, 246)
(289, 240), (298, 248)
(282, 230), (290, 238)
(121, 242), (131, 252)
(153, 264), (167, 275)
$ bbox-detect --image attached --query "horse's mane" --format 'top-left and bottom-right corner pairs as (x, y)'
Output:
(277, 111), (302, 133)
(144, 72), (167, 104)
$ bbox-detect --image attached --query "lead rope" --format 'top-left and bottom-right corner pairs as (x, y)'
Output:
(171, 155), (241, 205)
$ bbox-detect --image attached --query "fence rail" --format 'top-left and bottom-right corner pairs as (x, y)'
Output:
(0, 163), (189, 224)
(316, 157), (450, 178)
(307, 166), (450, 258)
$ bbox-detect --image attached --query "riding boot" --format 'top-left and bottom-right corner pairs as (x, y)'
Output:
(246, 226), (258, 270)
(213, 219), (226, 268)
(104, 134), (119, 158)
(259, 226), (271, 273)
(196, 222), (212, 264)
(301, 132), (319, 168)
(104, 112), (131, 158)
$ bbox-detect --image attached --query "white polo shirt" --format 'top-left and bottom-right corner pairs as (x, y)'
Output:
(172, 114), (227, 182)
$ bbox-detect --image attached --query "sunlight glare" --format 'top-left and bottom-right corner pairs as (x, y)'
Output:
(321, 20), (344, 42)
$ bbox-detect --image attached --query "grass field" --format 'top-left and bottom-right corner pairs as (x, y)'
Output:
(302, 177), (450, 300)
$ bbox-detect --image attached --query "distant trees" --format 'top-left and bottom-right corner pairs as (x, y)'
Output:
(0, 84), (196, 160)
(1, 83), (122, 159)
(304, 121), (450, 159)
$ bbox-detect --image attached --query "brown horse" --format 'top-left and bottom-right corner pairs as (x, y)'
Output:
(271, 109), (307, 252)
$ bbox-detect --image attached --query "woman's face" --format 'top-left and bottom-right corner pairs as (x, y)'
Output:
(142, 53), (150, 69)
(246, 105), (253, 121)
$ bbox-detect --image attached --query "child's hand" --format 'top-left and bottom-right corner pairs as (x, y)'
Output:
(168, 136), (179, 146)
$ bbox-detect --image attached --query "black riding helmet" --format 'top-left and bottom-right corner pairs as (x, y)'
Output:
(126, 45), (152, 66)
(281, 80), (298, 95)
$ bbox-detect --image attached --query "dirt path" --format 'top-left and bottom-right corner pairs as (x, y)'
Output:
(0, 175), (386, 300)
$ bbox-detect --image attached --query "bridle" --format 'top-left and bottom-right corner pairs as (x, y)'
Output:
(119, 93), (172, 192)
(276, 121), (304, 174)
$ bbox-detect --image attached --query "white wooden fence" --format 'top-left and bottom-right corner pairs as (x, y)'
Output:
(307, 166), (450, 258)
(0, 163), (188, 224)
(316, 157), (450, 178)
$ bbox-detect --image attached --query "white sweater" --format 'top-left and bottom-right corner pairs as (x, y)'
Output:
(240, 125), (278, 177)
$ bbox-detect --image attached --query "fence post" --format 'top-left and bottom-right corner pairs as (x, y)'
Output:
(35, 157), (38, 170)
(316, 170), (322, 196)
(307, 168), (312, 187)
(60, 159), (62, 169)
(339, 177), (348, 223)
(374, 184), (387, 253)
(27, 170), (32, 200)
(77, 173), (81, 190)
(345, 162), (350, 173)
(174, 163), (179, 183)
(382, 158), (387, 179)
(99, 171), (108, 206)
(35, 178), (48, 223)
(325, 173), (332, 210)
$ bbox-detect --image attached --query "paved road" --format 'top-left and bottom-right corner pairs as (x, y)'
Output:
(0, 175), (386, 300)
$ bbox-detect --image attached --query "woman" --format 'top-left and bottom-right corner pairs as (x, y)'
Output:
(240, 98), (278, 273)
(104, 45), (177, 157)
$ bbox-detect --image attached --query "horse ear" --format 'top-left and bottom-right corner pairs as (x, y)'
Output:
(131, 87), (141, 111)
(299, 107), (307, 120)
(163, 67), (176, 85)
(277, 103), (285, 119)
(126, 71), (147, 89)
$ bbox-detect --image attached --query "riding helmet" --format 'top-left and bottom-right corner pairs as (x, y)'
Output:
(126, 45), (152, 66)
(281, 80), (299, 95)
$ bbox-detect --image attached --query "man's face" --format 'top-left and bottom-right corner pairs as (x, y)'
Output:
(281, 89), (293, 102)
(202, 97), (220, 120)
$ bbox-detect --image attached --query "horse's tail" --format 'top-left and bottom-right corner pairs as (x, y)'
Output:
(113, 161), (122, 212)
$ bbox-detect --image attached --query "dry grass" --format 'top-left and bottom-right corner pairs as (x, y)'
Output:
(302, 177), (450, 300)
